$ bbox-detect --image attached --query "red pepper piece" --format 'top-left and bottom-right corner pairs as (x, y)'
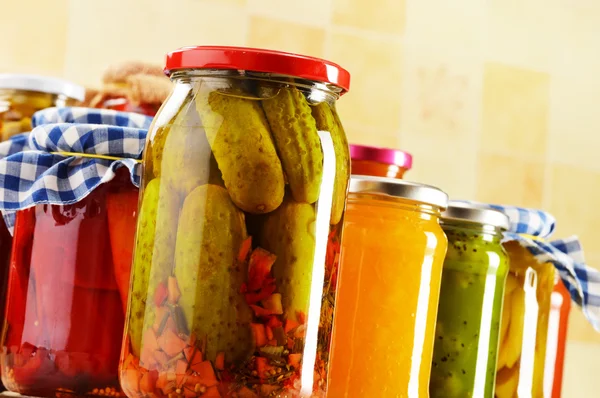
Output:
(238, 237), (253, 263)
(190, 360), (218, 387)
(106, 184), (138, 313)
(247, 248), (277, 291)
(244, 281), (277, 305)
(215, 352), (225, 370)
(251, 323), (267, 347)
(255, 357), (270, 380)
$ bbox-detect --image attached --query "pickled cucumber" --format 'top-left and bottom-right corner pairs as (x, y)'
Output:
(259, 196), (316, 322)
(128, 178), (160, 356)
(174, 184), (253, 362)
(196, 87), (285, 214)
(311, 102), (350, 224)
(260, 86), (324, 204)
(161, 98), (216, 197)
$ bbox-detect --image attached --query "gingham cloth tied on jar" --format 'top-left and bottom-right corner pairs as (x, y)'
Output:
(0, 107), (152, 231)
(461, 201), (600, 332)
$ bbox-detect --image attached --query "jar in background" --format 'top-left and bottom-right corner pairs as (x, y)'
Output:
(0, 74), (85, 141)
(349, 144), (412, 179)
(1, 168), (137, 396)
(430, 203), (510, 398)
(328, 176), (448, 397)
(495, 241), (555, 398)
(119, 46), (351, 397)
(543, 277), (571, 398)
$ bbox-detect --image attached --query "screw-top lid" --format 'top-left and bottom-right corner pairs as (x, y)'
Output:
(349, 175), (448, 209)
(350, 144), (413, 169)
(0, 74), (85, 102)
(165, 46), (351, 94)
(442, 202), (510, 230)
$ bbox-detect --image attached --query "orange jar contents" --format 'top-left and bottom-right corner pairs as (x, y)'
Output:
(349, 144), (412, 179)
(543, 277), (571, 398)
(495, 241), (555, 398)
(328, 176), (448, 397)
(0, 74), (84, 141)
(0, 168), (138, 396)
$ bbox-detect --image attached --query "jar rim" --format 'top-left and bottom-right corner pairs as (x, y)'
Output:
(349, 175), (448, 209)
(164, 46), (351, 94)
(0, 74), (85, 102)
(442, 202), (510, 230)
(350, 144), (413, 169)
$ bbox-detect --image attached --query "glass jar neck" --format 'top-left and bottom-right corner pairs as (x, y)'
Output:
(169, 69), (341, 103)
(348, 192), (442, 220)
(441, 220), (504, 243)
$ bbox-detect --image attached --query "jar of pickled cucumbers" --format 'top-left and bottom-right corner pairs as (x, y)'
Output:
(328, 176), (448, 397)
(495, 241), (555, 398)
(0, 74), (85, 141)
(430, 203), (510, 398)
(120, 46), (351, 398)
(543, 277), (571, 398)
(350, 144), (412, 179)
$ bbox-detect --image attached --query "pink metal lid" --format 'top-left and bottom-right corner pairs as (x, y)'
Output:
(349, 144), (413, 169)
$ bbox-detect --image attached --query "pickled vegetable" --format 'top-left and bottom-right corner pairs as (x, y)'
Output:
(174, 184), (252, 362)
(311, 102), (350, 224)
(495, 241), (554, 398)
(121, 61), (350, 397)
(261, 85), (323, 205)
(196, 86), (285, 214)
(430, 223), (508, 398)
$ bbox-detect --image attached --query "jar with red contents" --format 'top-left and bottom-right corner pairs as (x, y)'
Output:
(350, 144), (413, 179)
(0, 108), (151, 397)
(543, 277), (571, 398)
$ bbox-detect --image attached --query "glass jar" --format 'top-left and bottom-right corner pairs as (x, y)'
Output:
(495, 241), (555, 398)
(0, 74), (85, 141)
(328, 176), (448, 397)
(430, 204), (510, 398)
(543, 277), (571, 398)
(349, 144), (412, 179)
(119, 46), (351, 398)
(0, 168), (138, 396)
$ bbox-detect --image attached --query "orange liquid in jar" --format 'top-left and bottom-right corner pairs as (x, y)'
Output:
(328, 194), (447, 397)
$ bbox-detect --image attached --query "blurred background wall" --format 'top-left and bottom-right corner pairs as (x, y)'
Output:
(2, 0), (599, 395)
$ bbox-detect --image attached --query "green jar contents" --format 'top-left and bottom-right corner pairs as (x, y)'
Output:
(430, 203), (510, 398)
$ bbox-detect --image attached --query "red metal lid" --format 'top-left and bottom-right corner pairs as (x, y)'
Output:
(164, 46), (351, 94)
(350, 144), (413, 169)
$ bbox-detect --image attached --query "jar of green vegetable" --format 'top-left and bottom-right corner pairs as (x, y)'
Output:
(430, 203), (510, 398)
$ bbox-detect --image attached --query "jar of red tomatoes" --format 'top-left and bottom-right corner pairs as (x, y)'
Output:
(0, 108), (152, 397)
(119, 46), (351, 398)
(349, 144), (412, 179)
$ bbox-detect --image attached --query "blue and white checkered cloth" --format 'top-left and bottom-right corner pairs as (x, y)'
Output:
(460, 201), (600, 332)
(0, 107), (152, 231)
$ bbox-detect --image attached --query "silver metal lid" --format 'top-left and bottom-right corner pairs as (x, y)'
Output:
(442, 202), (510, 230)
(349, 175), (448, 209)
(0, 74), (85, 102)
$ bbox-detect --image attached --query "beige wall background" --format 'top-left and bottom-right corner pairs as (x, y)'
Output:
(2, 0), (600, 395)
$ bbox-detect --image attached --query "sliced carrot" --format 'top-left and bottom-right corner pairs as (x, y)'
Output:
(167, 276), (181, 304)
(247, 248), (277, 291)
(288, 353), (302, 369)
(139, 369), (158, 392)
(261, 293), (283, 315)
(251, 323), (267, 347)
(158, 329), (187, 357)
(191, 360), (218, 387)
(203, 386), (222, 397)
(265, 326), (274, 341)
(215, 352), (225, 370)
(250, 305), (273, 317)
(123, 368), (140, 392)
(284, 319), (300, 334)
(238, 237), (253, 263)
(255, 357), (269, 380)
(237, 386), (259, 398)
(154, 282), (168, 307)
(296, 311), (307, 324)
